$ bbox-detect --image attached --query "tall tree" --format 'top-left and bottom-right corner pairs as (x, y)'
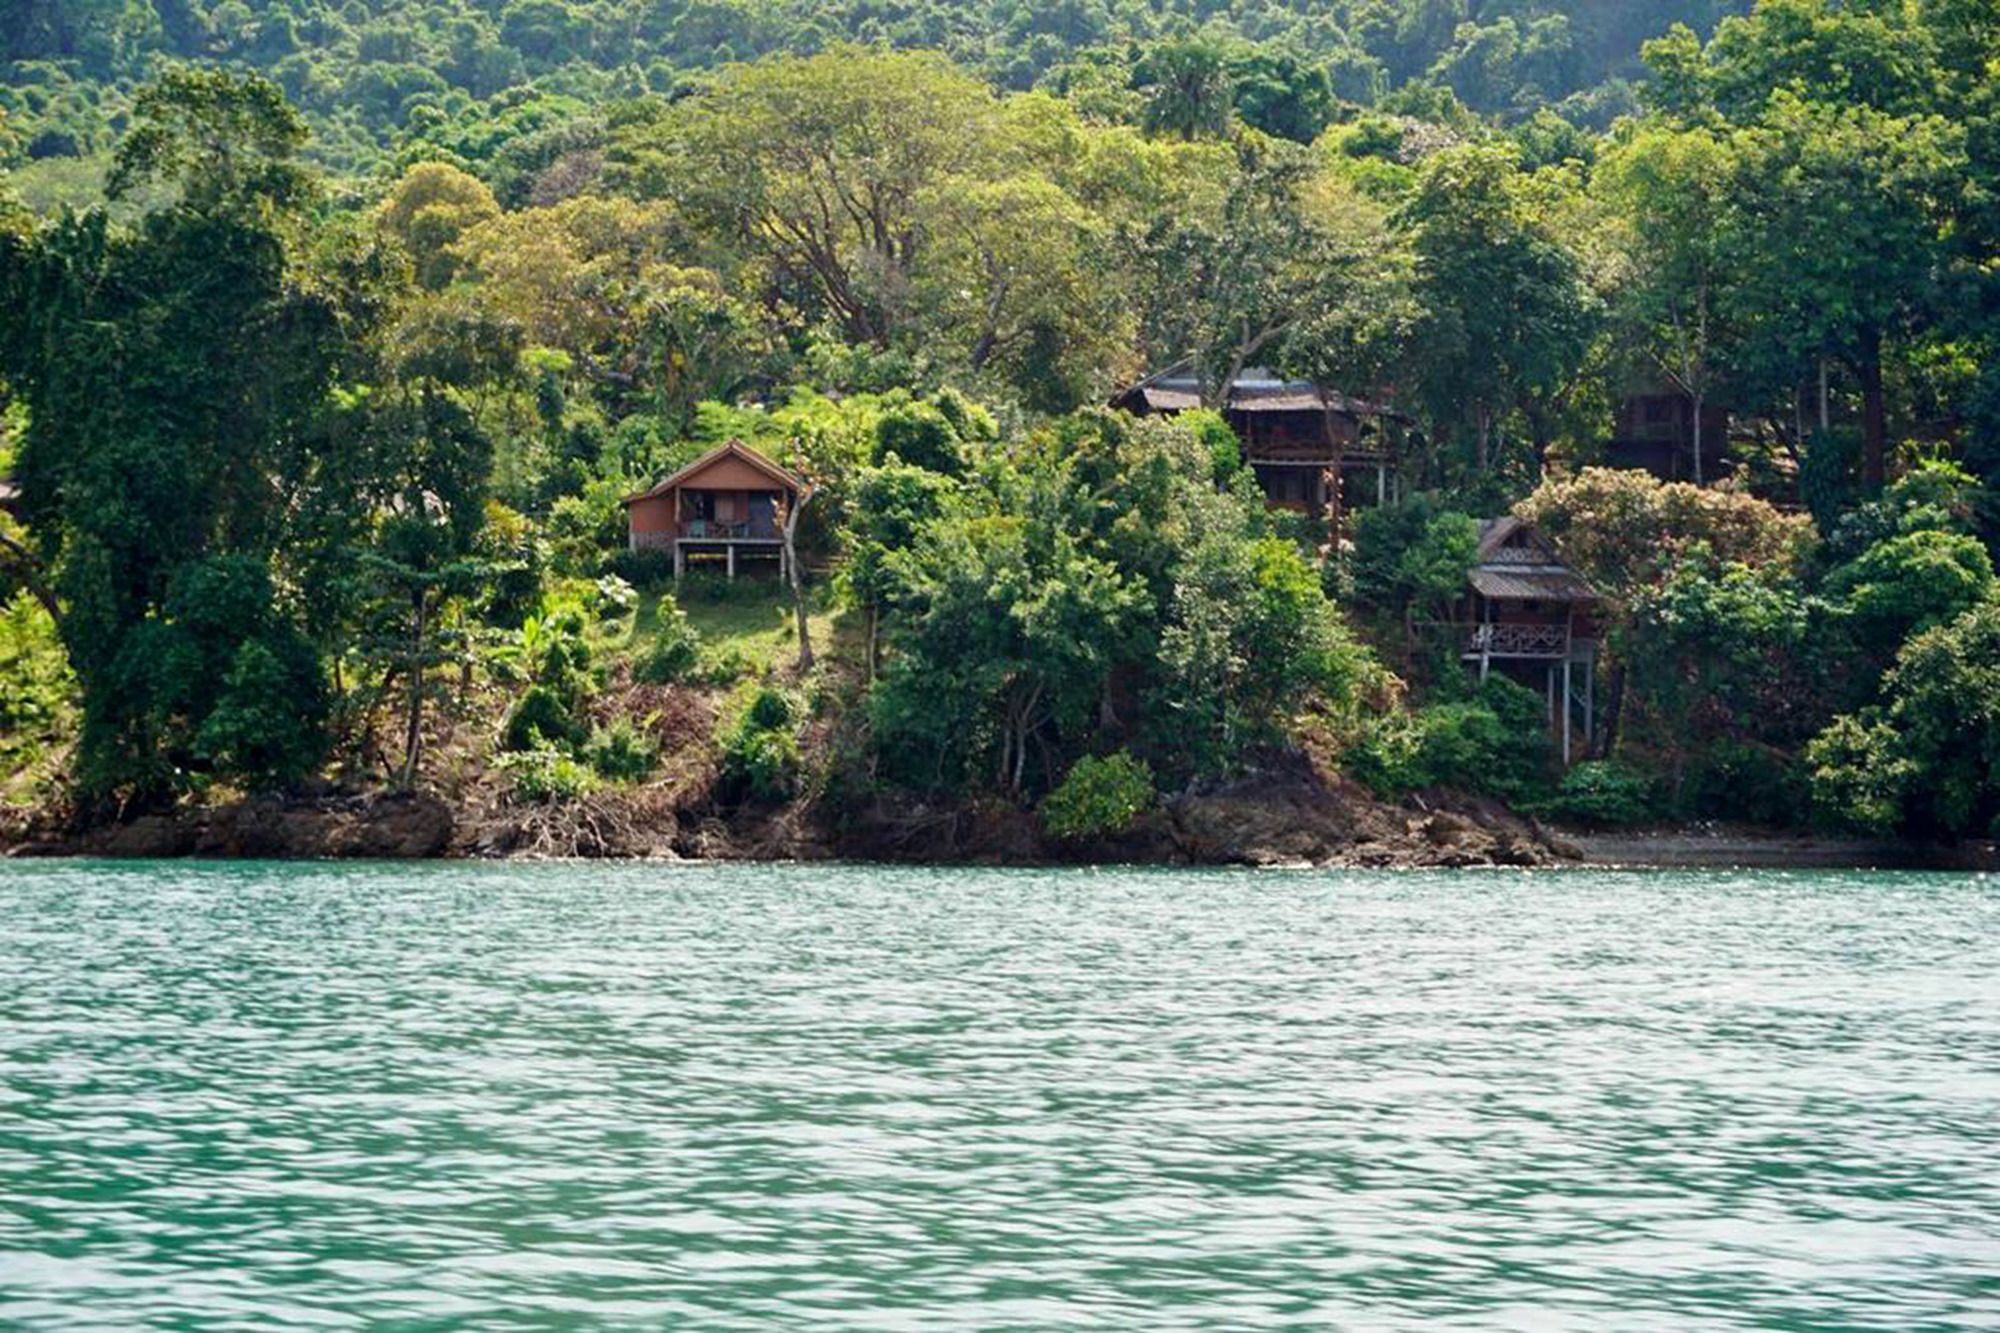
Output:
(1598, 124), (1739, 483)
(1397, 144), (1594, 483)
(0, 70), (339, 802)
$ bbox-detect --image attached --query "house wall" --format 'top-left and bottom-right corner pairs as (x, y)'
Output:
(683, 456), (784, 492)
(1231, 409), (1355, 458)
(628, 492), (677, 538)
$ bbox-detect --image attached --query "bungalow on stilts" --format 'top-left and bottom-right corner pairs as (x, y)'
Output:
(620, 439), (804, 581)
(1460, 518), (1602, 765)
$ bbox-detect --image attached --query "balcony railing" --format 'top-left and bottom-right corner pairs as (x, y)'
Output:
(1466, 623), (1571, 659)
(633, 522), (781, 550)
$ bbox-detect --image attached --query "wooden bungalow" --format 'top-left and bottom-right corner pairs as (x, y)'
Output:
(1112, 368), (1408, 520)
(1461, 518), (1602, 764)
(1605, 385), (1732, 483)
(620, 440), (803, 580)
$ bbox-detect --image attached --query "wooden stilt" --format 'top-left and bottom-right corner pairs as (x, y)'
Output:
(1585, 651), (1595, 744)
(726, 544), (736, 581)
(1562, 656), (1573, 765)
(673, 542), (684, 581)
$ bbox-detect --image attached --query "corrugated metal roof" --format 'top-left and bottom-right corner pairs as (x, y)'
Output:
(1116, 369), (1407, 420)
(1140, 386), (1201, 412)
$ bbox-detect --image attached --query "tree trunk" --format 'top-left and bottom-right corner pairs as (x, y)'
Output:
(0, 530), (62, 626)
(400, 589), (427, 789)
(783, 489), (816, 670)
(1595, 658), (1627, 761)
(1690, 389), (1704, 487)
(1856, 328), (1887, 492)
(1318, 400), (1344, 546)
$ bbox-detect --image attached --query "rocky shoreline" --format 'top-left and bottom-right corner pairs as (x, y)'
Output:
(2, 763), (1573, 868)
(7, 766), (1992, 871)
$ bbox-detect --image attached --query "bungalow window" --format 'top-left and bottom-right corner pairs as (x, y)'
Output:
(685, 492), (716, 521)
(1643, 399), (1675, 424)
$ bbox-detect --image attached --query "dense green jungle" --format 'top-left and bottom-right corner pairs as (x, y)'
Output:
(1, 0), (1996, 858)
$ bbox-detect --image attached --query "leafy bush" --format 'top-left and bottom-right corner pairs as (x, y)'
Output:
(1691, 741), (1807, 826)
(0, 593), (75, 786)
(691, 643), (758, 687)
(607, 546), (676, 588)
(745, 686), (798, 731)
(721, 719), (801, 803)
(496, 745), (596, 804)
(1041, 752), (1156, 839)
(502, 683), (584, 752)
(193, 638), (331, 790)
(1346, 676), (1552, 801)
(634, 598), (701, 684)
(592, 573), (637, 615)
(582, 718), (658, 782)
(1540, 760), (1660, 827)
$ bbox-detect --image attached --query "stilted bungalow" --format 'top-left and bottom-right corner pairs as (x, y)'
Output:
(620, 440), (803, 581)
(1604, 383), (1732, 483)
(1461, 518), (1601, 764)
(1112, 368), (1409, 521)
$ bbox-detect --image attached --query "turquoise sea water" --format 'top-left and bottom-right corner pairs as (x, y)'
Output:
(0, 862), (1995, 1329)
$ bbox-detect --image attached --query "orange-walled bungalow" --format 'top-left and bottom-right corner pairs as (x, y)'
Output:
(620, 439), (804, 580)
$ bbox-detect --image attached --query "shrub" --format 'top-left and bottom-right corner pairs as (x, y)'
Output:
(592, 573), (637, 616)
(1345, 677), (1552, 802)
(691, 643), (758, 687)
(1041, 752), (1156, 839)
(496, 745), (596, 804)
(1691, 741), (1807, 826)
(0, 592), (76, 768)
(721, 720), (801, 802)
(1540, 760), (1660, 827)
(502, 684), (583, 752)
(607, 546), (676, 588)
(745, 686), (797, 731)
(634, 598), (701, 684)
(193, 637), (330, 790)
(582, 718), (658, 782)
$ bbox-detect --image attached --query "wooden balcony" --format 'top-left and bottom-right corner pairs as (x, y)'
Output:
(1464, 623), (1577, 660)
(632, 520), (781, 551)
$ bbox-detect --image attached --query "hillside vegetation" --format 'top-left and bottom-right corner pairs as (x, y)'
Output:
(3, 1), (1745, 179)
(1, 0), (1997, 853)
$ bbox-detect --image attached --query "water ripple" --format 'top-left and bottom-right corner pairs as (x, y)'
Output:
(0, 863), (1996, 1328)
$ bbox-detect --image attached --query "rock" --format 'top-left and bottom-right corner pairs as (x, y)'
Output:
(102, 814), (195, 858)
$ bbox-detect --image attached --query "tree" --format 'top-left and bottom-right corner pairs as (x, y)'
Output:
(376, 161), (501, 290)
(613, 49), (998, 350)
(1136, 38), (1235, 142)
(844, 462), (957, 678)
(342, 292), (522, 786)
(1517, 468), (1815, 756)
(1141, 141), (1404, 409)
(1719, 95), (1961, 491)
(1808, 596), (2000, 837)
(1597, 124), (1739, 484)
(1397, 145), (1594, 483)
(0, 70), (340, 804)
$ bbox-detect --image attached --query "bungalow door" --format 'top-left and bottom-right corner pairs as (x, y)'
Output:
(748, 492), (775, 538)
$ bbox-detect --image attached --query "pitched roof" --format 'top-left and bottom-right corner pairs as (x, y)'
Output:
(1114, 368), (1408, 420)
(1469, 568), (1599, 602)
(620, 439), (804, 506)
(1471, 518), (1599, 602)
(1476, 516), (1556, 563)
